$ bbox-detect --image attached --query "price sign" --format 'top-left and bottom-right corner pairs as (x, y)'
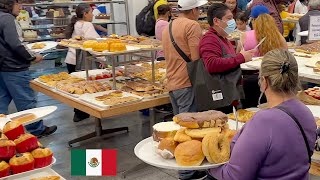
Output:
(308, 15), (320, 41)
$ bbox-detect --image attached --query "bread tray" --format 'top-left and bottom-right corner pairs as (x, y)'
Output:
(134, 137), (226, 170)
(0, 157), (56, 180)
(79, 90), (144, 109)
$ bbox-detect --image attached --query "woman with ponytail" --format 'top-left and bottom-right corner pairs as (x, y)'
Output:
(64, 4), (100, 122)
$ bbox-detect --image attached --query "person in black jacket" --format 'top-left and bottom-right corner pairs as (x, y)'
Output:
(0, 0), (57, 138)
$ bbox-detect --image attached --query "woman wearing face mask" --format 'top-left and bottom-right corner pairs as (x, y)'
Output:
(241, 5), (287, 57)
(209, 49), (317, 180)
(199, 3), (255, 113)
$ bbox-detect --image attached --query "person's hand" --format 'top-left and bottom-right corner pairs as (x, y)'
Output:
(240, 49), (256, 62)
(33, 54), (43, 63)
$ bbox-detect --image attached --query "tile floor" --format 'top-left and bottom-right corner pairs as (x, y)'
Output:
(9, 93), (179, 180)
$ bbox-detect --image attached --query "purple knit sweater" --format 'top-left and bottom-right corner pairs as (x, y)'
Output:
(210, 99), (317, 180)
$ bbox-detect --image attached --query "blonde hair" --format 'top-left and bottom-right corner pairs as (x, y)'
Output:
(260, 49), (300, 94)
(253, 14), (284, 56)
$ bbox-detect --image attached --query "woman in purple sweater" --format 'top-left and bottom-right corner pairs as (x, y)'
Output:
(209, 49), (317, 179)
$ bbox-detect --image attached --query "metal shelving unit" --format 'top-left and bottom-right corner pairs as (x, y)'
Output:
(21, 0), (125, 6)
(21, 0), (130, 43)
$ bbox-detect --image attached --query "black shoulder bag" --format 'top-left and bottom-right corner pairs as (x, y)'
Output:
(275, 106), (312, 165)
(169, 21), (244, 111)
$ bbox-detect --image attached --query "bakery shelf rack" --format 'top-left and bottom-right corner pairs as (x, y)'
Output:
(21, 0), (130, 43)
(21, 0), (126, 6)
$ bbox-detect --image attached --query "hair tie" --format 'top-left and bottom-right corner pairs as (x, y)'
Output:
(280, 62), (290, 74)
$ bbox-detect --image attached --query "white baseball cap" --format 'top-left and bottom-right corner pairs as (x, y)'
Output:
(178, 0), (208, 11)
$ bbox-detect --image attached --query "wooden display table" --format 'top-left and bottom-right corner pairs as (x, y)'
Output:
(30, 80), (170, 146)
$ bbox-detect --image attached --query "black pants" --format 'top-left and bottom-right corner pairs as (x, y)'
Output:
(66, 63), (90, 118)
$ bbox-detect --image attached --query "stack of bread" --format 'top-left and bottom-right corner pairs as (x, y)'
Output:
(153, 110), (237, 166)
(0, 115), (53, 178)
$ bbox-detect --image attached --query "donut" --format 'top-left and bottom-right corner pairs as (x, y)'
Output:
(202, 132), (230, 164)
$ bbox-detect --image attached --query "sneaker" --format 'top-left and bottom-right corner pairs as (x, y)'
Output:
(37, 125), (57, 138)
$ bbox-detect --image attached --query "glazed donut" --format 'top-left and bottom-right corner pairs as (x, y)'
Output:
(202, 132), (230, 164)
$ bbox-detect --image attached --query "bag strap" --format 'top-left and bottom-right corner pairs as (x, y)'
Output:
(169, 21), (191, 63)
(275, 106), (312, 164)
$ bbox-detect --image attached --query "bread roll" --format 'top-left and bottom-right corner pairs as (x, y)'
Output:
(173, 110), (228, 129)
(185, 127), (221, 139)
(11, 113), (37, 124)
(152, 122), (181, 142)
(174, 128), (192, 143)
(157, 138), (178, 159)
(174, 140), (205, 166)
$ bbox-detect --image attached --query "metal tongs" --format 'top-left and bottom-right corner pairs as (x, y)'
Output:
(233, 106), (239, 131)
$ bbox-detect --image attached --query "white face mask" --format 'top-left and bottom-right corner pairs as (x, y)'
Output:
(218, 19), (236, 35)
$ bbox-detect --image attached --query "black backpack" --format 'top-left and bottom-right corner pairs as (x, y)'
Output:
(136, 0), (157, 36)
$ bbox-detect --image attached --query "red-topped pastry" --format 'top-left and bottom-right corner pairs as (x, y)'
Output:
(32, 147), (53, 168)
(9, 153), (34, 174)
(14, 133), (38, 153)
(0, 139), (16, 160)
(3, 121), (25, 140)
(0, 161), (10, 178)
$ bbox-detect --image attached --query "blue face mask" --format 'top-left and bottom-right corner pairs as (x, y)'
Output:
(220, 19), (236, 35)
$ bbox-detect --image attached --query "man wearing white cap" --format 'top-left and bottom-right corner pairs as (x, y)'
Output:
(162, 0), (208, 179)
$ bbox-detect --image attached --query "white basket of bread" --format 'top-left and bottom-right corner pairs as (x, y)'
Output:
(135, 110), (237, 170)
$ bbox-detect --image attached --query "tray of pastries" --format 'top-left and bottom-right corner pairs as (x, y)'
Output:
(295, 42), (320, 54)
(35, 72), (84, 88)
(120, 80), (168, 98)
(228, 109), (256, 123)
(55, 80), (112, 98)
(79, 90), (143, 109)
(136, 61), (166, 70)
(298, 88), (320, 105)
(132, 69), (166, 83)
(135, 110), (239, 170)
(58, 36), (85, 48)
(0, 119), (56, 179)
(13, 168), (65, 180)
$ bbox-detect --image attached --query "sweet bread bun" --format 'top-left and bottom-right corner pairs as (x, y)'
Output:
(173, 110), (228, 129)
(14, 133), (39, 153)
(174, 128), (192, 143)
(0, 139), (16, 160)
(32, 147), (53, 168)
(11, 113), (37, 124)
(3, 121), (25, 140)
(0, 161), (10, 178)
(202, 132), (230, 164)
(174, 140), (205, 166)
(152, 122), (181, 142)
(9, 153), (35, 174)
(185, 127), (221, 139)
(157, 138), (178, 159)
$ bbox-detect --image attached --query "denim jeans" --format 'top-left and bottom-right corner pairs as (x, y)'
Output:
(0, 71), (45, 135)
(169, 87), (198, 180)
(169, 87), (197, 116)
